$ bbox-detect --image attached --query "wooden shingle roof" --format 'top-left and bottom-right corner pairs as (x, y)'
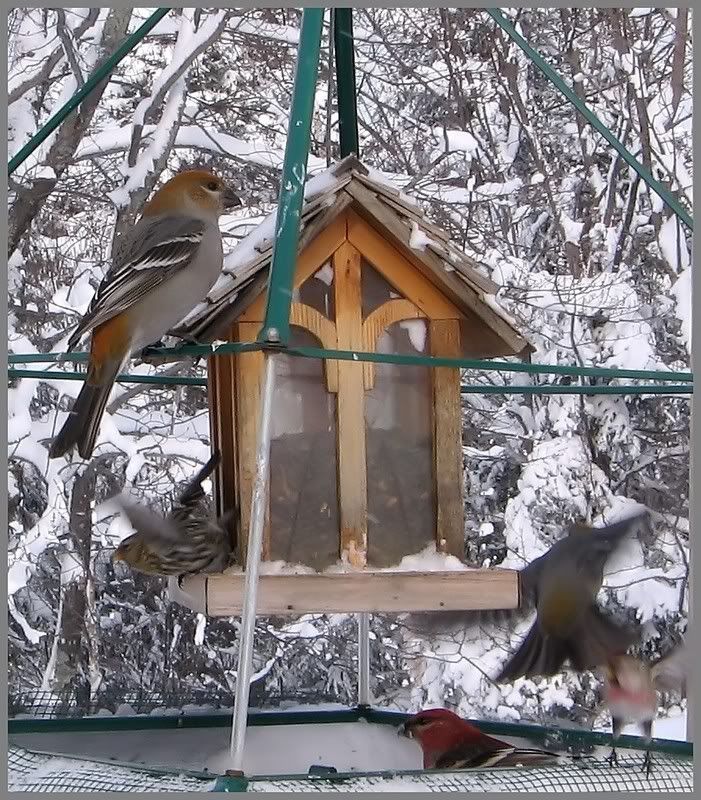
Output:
(175, 155), (532, 356)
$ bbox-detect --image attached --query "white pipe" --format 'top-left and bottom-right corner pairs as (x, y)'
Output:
(229, 353), (277, 770)
(357, 612), (371, 706)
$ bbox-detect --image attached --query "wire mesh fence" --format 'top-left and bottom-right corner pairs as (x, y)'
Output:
(8, 744), (693, 793)
(9, 688), (234, 720)
(8, 746), (217, 793)
(244, 755), (694, 793)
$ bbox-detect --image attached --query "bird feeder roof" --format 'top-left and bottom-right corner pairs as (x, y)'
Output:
(175, 155), (533, 357)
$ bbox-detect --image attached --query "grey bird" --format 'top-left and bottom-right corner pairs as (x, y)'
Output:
(496, 511), (651, 682)
(49, 169), (240, 460)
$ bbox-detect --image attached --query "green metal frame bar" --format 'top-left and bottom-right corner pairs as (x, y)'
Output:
(457, 384), (691, 396)
(7, 368), (691, 395)
(7, 341), (263, 364)
(8, 345), (693, 383)
(282, 345), (693, 383)
(333, 8), (359, 157)
(8, 368), (691, 395)
(7, 369), (208, 386)
(7, 8), (172, 176)
(9, 706), (692, 757)
(486, 8), (693, 232)
(259, 9), (325, 345)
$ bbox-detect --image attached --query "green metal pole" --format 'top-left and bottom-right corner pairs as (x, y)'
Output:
(458, 384), (692, 396)
(8, 8), (172, 176)
(282, 345), (694, 384)
(486, 8), (693, 232)
(7, 345), (694, 384)
(333, 8), (359, 157)
(7, 369), (207, 386)
(259, 8), (325, 345)
(7, 340), (264, 364)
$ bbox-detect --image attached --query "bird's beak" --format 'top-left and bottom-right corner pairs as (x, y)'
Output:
(223, 186), (241, 209)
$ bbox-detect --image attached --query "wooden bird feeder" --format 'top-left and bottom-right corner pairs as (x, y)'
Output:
(168, 156), (533, 617)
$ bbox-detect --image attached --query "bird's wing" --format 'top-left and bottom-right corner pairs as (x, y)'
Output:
(568, 605), (641, 671)
(435, 742), (558, 770)
(517, 511), (649, 604)
(217, 505), (238, 547)
(651, 642), (688, 695)
(518, 551), (549, 608)
(400, 610), (483, 637)
(169, 450), (222, 523)
(495, 620), (564, 682)
(478, 747), (561, 768)
(589, 510), (651, 551)
(433, 740), (499, 770)
(67, 215), (207, 349)
(116, 496), (183, 547)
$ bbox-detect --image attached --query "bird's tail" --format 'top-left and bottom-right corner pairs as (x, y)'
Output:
(174, 449), (223, 515)
(218, 502), (240, 560)
(495, 621), (571, 682)
(49, 357), (122, 460)
(496, 609), (639, 682)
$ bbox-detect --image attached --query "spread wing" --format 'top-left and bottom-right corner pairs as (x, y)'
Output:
(115, 496), (183, 547)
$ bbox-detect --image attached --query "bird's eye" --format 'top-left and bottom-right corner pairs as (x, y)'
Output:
(207, 181), (219, 191)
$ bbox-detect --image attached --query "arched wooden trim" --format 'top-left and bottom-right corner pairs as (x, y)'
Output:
(239, 216), (347, 322)
(346, 209), (463, 320)
(361, 298), (426, 389)
(289, 302), (339, 392)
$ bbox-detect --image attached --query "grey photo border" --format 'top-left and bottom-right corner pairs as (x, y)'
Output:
(2, 4), (696, 798)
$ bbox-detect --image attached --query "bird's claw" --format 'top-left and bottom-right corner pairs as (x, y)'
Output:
(138, 340), (169, 361)
(606, 748), (619, 768)
(641, 751), (653, 778)
(167, 329), (202, 345)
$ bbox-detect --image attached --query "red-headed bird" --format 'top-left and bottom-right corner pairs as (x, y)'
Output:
(496, 512), (650, 683)
(398, 708), (561, 769)
(602, 641), (688, 776)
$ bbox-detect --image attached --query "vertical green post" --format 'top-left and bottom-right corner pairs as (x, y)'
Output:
(333, 8), (359, 158)
(259, 8), (325, 345)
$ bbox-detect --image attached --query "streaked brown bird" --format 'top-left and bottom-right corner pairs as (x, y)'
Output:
(496, 511), (651, 683)
(112, 450), (237, 577)
(603, 641), (688, 776)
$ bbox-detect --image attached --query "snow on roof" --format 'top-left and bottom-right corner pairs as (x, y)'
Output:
(173, 155), (530, 355)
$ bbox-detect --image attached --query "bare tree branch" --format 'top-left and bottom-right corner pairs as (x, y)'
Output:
(56, 8), (85, 87)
